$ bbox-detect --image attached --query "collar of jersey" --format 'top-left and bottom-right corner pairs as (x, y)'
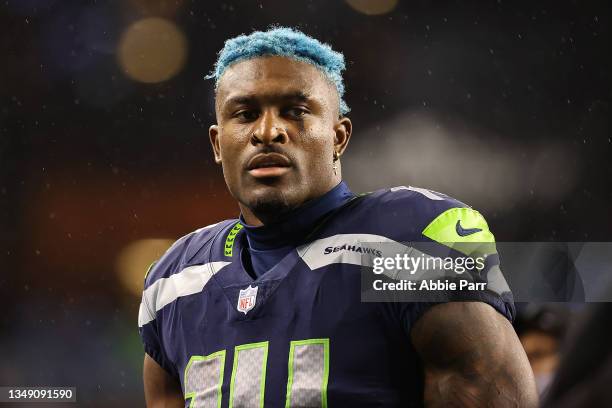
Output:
(239, 181), (355, 251)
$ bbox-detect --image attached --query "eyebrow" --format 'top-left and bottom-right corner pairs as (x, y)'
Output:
(222, 91), (312, 109)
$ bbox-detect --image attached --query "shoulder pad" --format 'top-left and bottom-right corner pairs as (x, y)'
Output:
(143, 220), (236, 289)
(376, 186), (495, 255)
(374, 185), (467, 231)
(385, 185), (466, 206)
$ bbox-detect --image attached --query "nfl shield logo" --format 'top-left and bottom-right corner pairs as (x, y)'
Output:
(237, 285), (258, 314)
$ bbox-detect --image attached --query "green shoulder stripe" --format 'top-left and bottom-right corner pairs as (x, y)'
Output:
(422, 207), (496, 256)
(224, 222), (243, 257)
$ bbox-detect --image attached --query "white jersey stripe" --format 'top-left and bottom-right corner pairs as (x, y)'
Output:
(297, 234), (508, 294)
(138, 261), (230, 327)
(390, 186), (445, 200)
(297, 234), (448, 281)
(297, 233), (406, 270)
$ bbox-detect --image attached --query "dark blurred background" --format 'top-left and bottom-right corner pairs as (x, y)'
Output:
(1, 0), (610, 406)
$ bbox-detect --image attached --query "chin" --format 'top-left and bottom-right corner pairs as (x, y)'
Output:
(250, 190), (292, 213)
(243, 185), (302, 220)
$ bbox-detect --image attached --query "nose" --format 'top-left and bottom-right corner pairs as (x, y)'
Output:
(251, 110), (288, 146)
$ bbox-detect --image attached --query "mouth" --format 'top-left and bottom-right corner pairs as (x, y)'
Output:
(246, 153), (292, 178)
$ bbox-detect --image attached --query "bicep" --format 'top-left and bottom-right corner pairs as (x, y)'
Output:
(143, 353), (184, 408)
(411, 302), (537, 407)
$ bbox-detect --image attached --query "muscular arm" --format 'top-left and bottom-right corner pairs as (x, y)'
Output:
(143, 353), (184, 408)
(411, 302), (538, 408)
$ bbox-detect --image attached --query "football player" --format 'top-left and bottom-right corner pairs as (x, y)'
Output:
(139, 27), (536, 407)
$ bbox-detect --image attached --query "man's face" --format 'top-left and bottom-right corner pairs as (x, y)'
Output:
(210, 56), (351, 224)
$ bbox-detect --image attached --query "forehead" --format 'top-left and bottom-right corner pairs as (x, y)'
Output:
(216, 56), (336, 106)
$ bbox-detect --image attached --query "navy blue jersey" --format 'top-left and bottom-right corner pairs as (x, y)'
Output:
(138, 186), (514, 407)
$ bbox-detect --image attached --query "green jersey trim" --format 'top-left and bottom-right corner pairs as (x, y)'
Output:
(422, 207), (497, 257)
(224, 222), (243, 257)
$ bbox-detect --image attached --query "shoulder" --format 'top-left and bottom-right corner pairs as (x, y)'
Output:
(143, 219), (237, 289)
(358, 185), (495, 244)
(368, 185), (466, 213)
(138, 219), (237, 328)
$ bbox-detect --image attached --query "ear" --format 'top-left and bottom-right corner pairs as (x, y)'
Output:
(333, 117), (352, 156)
(209, 125), (222, 164)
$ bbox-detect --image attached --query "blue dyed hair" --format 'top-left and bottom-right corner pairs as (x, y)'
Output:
(207, 26), (350, 115)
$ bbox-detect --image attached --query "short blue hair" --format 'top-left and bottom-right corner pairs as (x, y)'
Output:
(207, 26), (350, 115)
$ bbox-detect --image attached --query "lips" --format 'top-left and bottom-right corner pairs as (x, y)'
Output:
(246, 153), (292, 178)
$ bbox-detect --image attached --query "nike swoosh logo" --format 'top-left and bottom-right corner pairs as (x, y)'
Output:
(455, 220), (482, 237)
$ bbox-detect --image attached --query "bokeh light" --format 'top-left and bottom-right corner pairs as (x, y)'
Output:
(345, 0), (398, 15)
(118, 17), (187, 83)
(116, 238), (175, 297)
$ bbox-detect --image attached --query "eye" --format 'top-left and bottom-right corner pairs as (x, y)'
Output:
(284, 106), (309, 119)
(234, 109), (259, 122)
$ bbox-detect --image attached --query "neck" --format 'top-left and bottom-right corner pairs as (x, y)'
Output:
(239, 181), (354, 250)
(239, 204), (276, 227)
(239, 176), (343, 226)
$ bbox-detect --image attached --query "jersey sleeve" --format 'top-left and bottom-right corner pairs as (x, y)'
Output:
(136, 221), (231, 378)
(426, 207), (513, 311)
(136, 228), (201, 378)
(416, 205), (514, 328)
(138, 260), (179, 378)
(384, 189), (515, 332)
